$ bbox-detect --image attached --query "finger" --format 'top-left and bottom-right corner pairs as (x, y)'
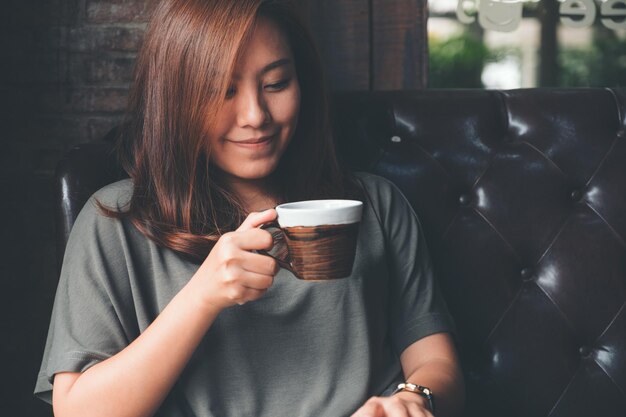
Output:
(239, 250), (280, 275)
(238, 270), (275, 291)
(392, 393), (432, 417)
(221, 262), (274, 292)
(220, 269), (268, 304)
(235, 287), (268, 305)
(223, 228), (275, 252)
(380, 398), (410, 417)
(404, 402), (420, 417)
(236, 208), (277, 232)
(352, 398), (384, 417)
(412, 409), (433, 417)
(405, 401), (431, 417)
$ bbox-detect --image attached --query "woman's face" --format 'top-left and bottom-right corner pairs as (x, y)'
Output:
(207, 17), (300, 183)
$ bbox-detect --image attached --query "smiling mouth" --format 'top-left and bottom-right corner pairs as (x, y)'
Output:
(225, 133), (278, 146)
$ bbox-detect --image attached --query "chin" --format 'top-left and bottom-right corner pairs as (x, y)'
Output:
(233, 164), (279, 180)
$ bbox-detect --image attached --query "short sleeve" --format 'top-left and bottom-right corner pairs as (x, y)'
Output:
(34, 184), (138, 403)
(358, 173), (455, 355)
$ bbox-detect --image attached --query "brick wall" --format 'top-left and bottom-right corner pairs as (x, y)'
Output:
(1, 1), (151, 415)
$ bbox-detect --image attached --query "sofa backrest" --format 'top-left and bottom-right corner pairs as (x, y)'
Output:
(55, 88), (626, 416)
(331, 88), (626, 417)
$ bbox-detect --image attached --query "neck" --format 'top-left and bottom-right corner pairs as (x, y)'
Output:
(220, 173), (281, 213)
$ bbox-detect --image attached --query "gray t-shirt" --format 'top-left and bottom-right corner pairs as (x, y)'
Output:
(35, 173), (454, 417)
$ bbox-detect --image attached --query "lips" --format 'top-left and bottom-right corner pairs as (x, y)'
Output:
(236, 135), (273, 144)
(225, 133), (278, 146)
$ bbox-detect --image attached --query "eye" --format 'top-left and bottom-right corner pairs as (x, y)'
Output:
(225, 86), (236, 99)
(264, 79), (290, 91)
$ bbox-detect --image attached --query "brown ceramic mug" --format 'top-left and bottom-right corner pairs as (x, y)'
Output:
(259, 199), (363, 280)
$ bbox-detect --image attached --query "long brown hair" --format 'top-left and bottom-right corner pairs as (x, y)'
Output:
(102, 0), (361, 262)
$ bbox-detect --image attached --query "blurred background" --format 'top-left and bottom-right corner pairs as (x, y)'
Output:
(428, 0), (626, 88)
(1, 1), (624, 416)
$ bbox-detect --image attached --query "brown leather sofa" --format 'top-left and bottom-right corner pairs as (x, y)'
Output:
(55, 88), (626, 417)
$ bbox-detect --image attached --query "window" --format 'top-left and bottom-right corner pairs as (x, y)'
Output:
(428, 0), (626, 88)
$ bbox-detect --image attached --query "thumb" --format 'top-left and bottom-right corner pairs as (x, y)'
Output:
(236, 208), (277, 232)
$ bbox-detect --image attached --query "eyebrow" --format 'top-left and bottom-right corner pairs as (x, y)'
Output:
(260, 58), (292, 75)
(231, 58), (292, 81)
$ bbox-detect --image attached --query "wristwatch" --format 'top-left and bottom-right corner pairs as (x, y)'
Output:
(391, 382), (435, 413)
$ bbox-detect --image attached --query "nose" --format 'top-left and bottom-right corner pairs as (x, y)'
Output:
(236, 88), (270, 128)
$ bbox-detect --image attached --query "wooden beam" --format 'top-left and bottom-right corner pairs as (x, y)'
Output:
(303, 0), (428, 90)
(305, 0), (370, 90)
(371, 0), (428, 90)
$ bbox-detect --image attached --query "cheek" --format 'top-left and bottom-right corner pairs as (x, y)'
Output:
(272, 88), (301, 129)
(209, 106), (235, 139)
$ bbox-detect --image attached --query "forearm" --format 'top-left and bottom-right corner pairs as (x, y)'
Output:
(403, 358), (465, 417)
(53, 279), (221, 417)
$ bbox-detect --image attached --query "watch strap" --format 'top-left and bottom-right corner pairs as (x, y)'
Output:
(391, 382), (435, 413)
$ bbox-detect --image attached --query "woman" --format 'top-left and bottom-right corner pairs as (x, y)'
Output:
(35, 0), (464, 416)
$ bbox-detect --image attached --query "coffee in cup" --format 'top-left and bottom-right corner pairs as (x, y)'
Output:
(260, 199), (363, 280)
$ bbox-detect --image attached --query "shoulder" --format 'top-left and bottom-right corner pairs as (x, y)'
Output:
(70, 179), (134, 239)
(92, 178), (134, 210)
(352, 171), (406, 204)
(353, 171), (394, 190)
(59, 179), (144, 286)
(352, 171), (421, 231)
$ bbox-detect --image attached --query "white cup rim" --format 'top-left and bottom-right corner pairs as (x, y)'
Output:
(276, 199), (363, 227)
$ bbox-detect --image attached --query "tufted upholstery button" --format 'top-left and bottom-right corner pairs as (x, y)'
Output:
(520, 268), (534, 281)
(390, 135), (402, 143)
(579, 346), (592, 358)
(617, 129), (625, 139)
(459, 194), (471, 206)
(570, 189), (583, 202)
